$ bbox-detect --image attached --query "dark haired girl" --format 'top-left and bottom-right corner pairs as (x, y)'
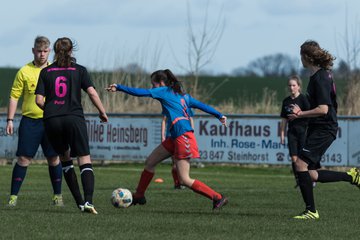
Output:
(35, 37), (108, 214)
(107, 69), (228, 210)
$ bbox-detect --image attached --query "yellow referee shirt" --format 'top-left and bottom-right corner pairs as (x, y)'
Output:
(10, 62), (49, 119)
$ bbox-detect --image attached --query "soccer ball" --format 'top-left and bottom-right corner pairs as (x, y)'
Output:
(111, 188), (133, 208)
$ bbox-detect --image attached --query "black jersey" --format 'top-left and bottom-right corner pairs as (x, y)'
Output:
(280, 93), (310, 129)
(35, 62), (94, 119)
(306, 69), (338, 131)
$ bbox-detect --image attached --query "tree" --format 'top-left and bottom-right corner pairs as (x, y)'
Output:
(121, 63), (146, 75)
(242, 53), (299, 77)
(335, 7), (360, 115)
(173, 1), (225, 97)
(334, 59), (350, 79)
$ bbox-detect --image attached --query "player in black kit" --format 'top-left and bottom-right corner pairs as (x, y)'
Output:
(280, 75), (310, 188)
(35, 37), (108, 214)
(289, 40), (360, 220)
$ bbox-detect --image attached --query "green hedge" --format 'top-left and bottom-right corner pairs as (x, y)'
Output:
(0, 68), (346, 108)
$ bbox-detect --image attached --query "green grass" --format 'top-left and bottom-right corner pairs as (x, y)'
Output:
(0, 163), (358, 240)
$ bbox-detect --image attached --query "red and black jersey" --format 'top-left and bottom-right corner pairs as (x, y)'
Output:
(35, 62), (94, 119)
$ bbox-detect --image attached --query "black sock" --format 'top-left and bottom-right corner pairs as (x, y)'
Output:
(297, 171), (315, 212)
(317, 170), (352, 183)
(48, 163), (62, 195)
(62, 160), (84, 207)
(291, 162), (299, 185)
(10, 163), (27, 195)
(80, 164), (94, 204)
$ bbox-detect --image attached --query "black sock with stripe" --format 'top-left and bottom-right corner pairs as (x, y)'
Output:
(62, 160), (84, 207)
(80, 163), (94, 204)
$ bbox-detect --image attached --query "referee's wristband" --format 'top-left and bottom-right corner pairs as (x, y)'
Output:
(6, 118), (13, 122)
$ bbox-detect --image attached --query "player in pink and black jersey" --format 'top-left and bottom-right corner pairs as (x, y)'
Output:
(35, 37), (108, 214)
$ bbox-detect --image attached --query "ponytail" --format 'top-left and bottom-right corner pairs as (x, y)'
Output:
(53, 37), (76, 67)
(150, 69), (185, 95)
(163, 69), (185, 95)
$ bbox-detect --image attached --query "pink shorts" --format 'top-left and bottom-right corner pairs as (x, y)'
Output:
(162, 131), (200, 159)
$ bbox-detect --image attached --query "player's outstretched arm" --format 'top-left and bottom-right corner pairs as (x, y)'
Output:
(188, 96), (226, 126)
(106, 83), (152, 97)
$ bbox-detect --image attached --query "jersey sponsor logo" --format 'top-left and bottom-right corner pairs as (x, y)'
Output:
(54, 100), (65, 105)
(47, 67), (76, 72)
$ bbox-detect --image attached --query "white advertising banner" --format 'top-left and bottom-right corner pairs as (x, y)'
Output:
(0, 115), (358, 167)
(194, 117), (348, 166)
(0, 116), (161, 161)
(348, 120), (360, 166)
(85, 117), (161, 160)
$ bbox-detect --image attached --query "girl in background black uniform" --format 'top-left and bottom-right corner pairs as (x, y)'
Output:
(35, 37), (108, 214)
(289, 40), (360, 220)
(280, 75), (310, 188)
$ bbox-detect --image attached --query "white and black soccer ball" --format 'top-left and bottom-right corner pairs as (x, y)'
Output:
(111, 188), (133, 208)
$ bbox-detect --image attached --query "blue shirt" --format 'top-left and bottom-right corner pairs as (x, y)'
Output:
(116, 85), (223, 138)
(162, 99), (194, 138)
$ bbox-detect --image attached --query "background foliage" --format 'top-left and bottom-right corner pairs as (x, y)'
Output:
(0, 67), (349, 115)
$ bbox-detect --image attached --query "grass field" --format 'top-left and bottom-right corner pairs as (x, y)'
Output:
(0, 163), (359, 240)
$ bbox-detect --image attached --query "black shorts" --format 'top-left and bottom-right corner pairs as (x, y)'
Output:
(287, 126), (306, 157)
(44, 115), (90, 157)
(299, 126), (336, 170)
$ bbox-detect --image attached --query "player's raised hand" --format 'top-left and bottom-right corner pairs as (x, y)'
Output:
(106, 84), (117, 92)
(220, 116), (227, 127)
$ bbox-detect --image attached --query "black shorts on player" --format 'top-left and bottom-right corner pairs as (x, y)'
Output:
(44, 115), (90, 157)
(299, 126), (336, 170)
(287, 126), (307, 157)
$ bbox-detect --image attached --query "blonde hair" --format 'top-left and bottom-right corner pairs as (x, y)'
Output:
(288, 75), (302, 92)
(34, 36), (50, 48)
